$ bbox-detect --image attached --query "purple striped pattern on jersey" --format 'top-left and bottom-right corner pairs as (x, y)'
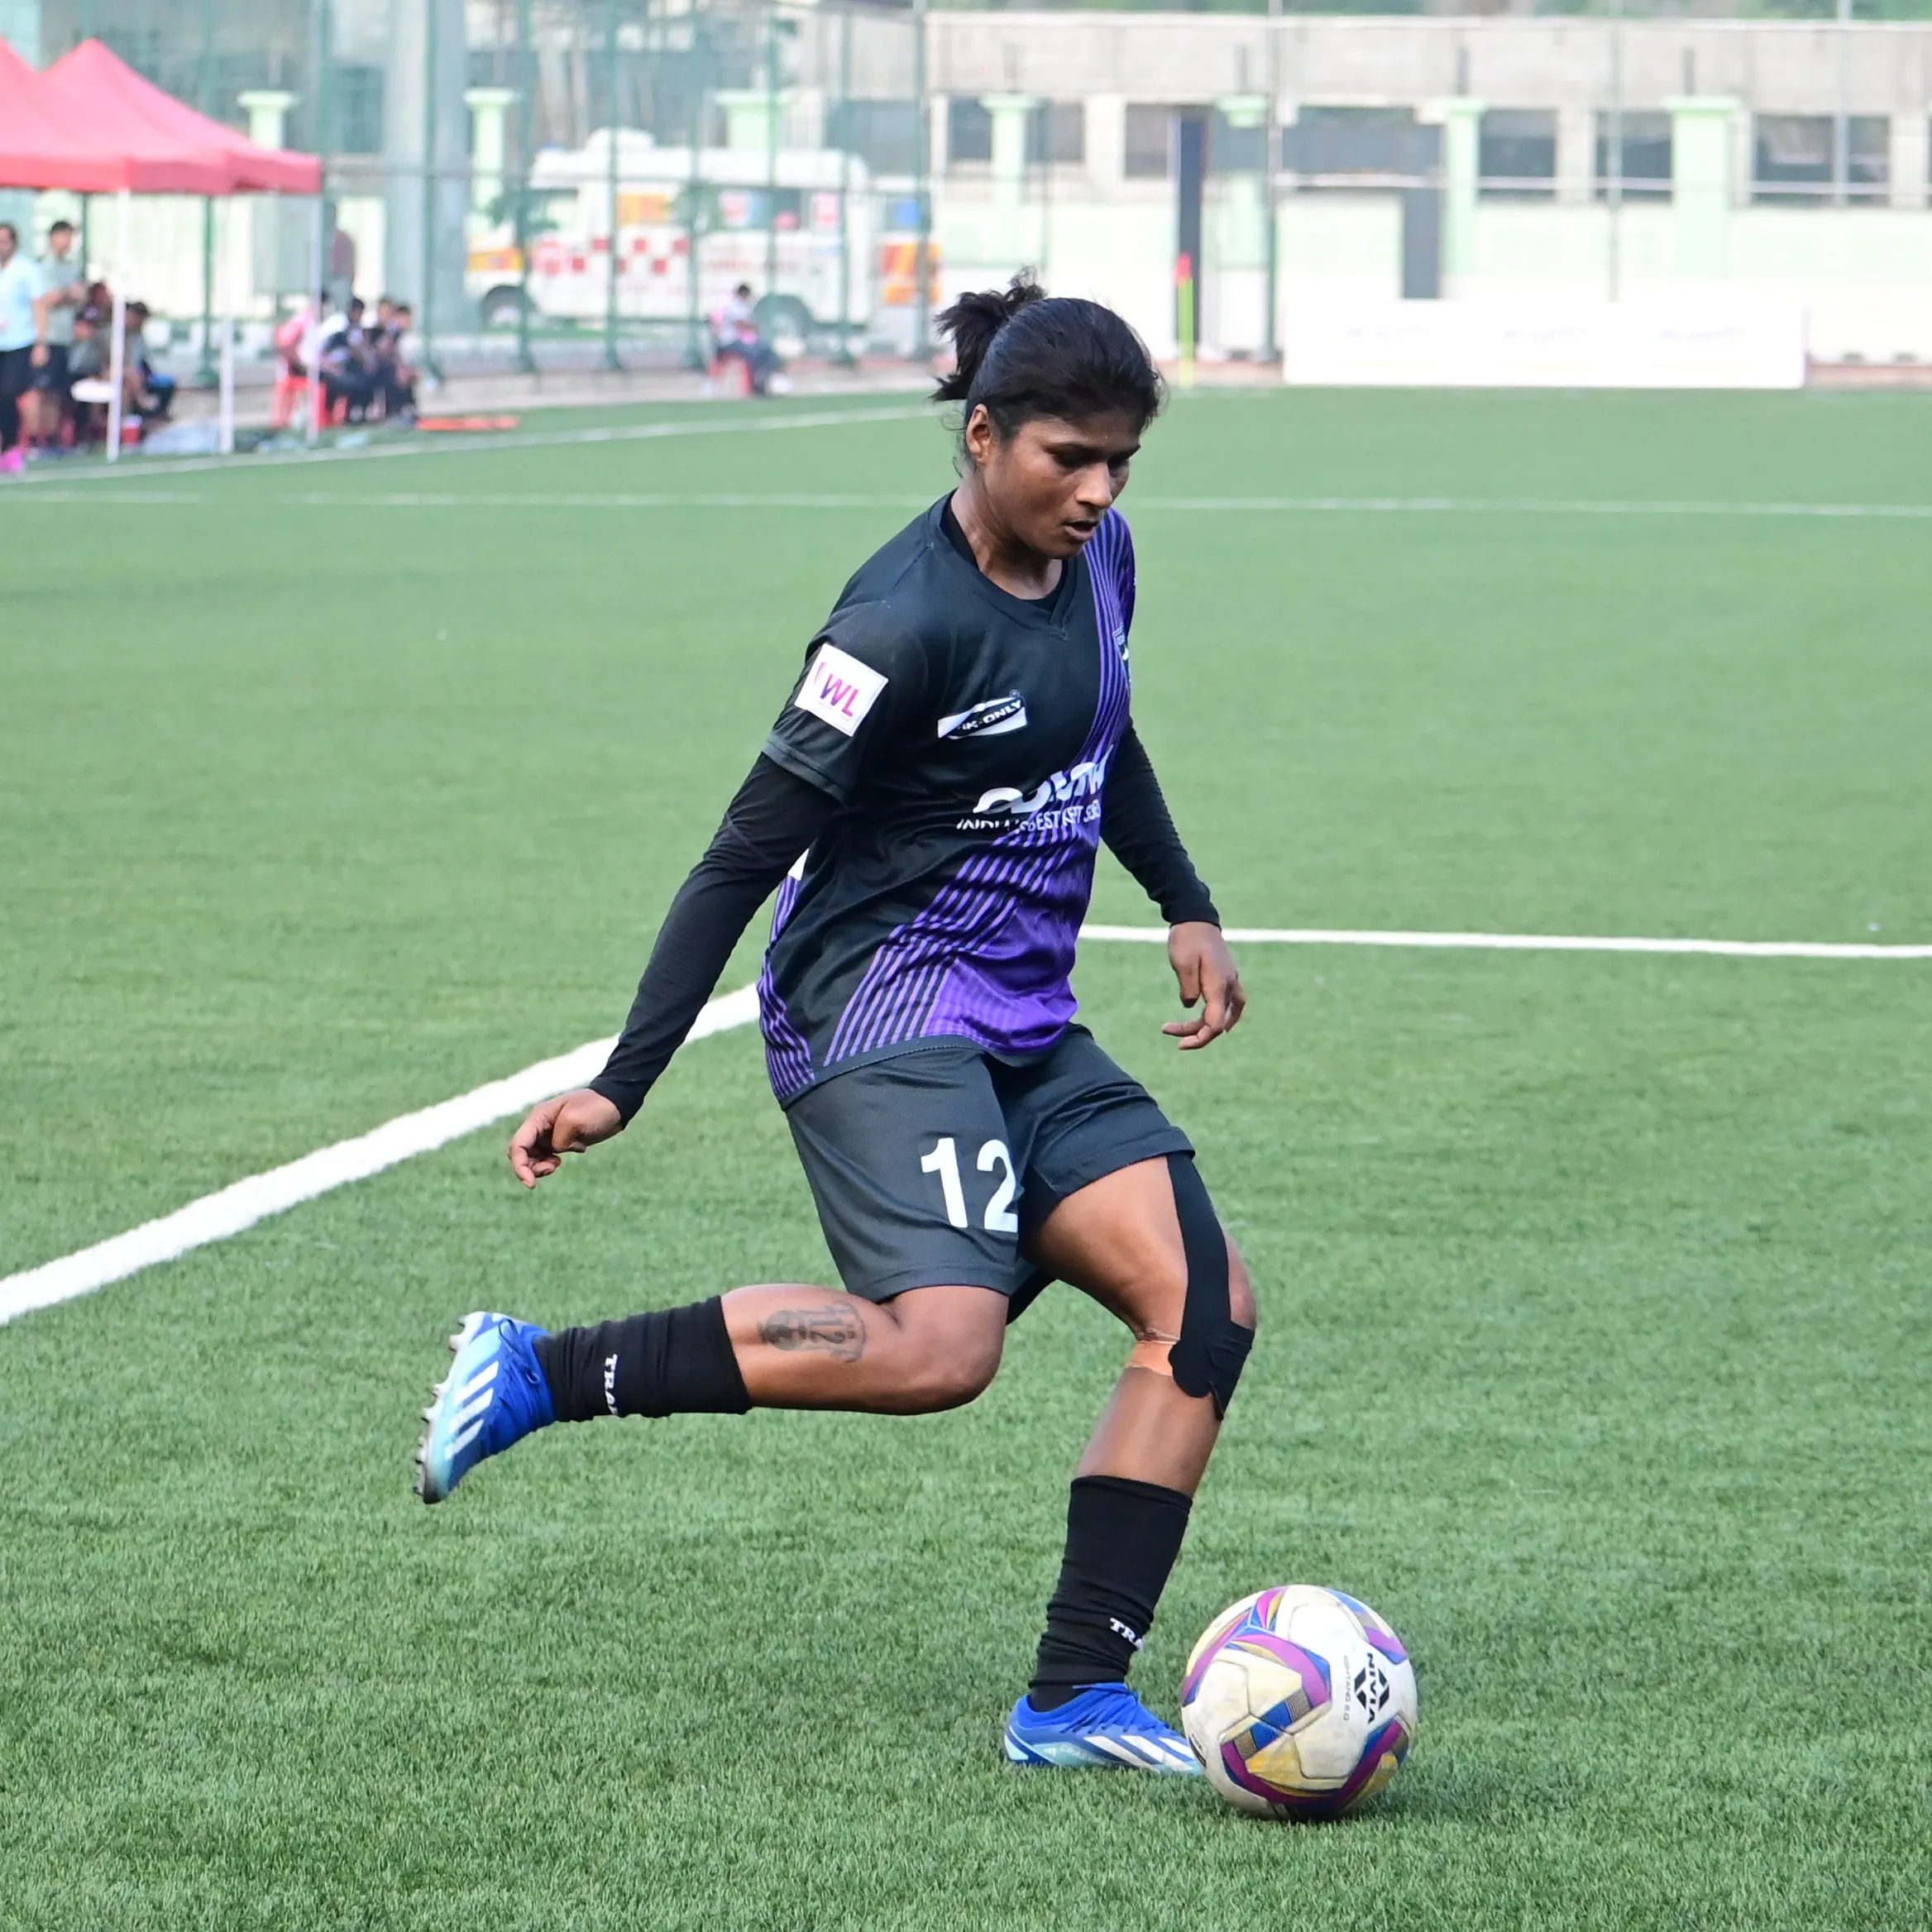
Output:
(758, 868), (816, 1098)
(795, 512), (1136, 1086)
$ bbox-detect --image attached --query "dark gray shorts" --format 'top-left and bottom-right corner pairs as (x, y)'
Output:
(785, 1026), (1193, 1308)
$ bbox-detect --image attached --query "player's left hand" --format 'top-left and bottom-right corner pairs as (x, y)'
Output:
(1164, 921), (1245, 1050)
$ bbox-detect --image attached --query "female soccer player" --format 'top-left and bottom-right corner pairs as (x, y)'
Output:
(416, 276), (1255, 1774)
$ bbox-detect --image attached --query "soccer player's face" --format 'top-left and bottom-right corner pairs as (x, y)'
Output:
(978, 410), (1141, 559)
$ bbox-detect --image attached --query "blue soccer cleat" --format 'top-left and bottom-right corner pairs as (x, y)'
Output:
(1003, 1684), (1203, 1776)
(415, 1311), (555, 1504)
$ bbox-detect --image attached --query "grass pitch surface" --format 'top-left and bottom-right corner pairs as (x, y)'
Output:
(2, 390), (1929, 1930)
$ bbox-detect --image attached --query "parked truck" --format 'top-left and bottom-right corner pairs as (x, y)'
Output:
(466, 127), (874, 346)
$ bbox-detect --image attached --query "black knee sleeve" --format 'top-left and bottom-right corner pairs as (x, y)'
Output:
(1165, 1154), (1253, 1418)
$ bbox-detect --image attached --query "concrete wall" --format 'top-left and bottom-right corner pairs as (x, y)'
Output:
(926, 14), (1932, 122)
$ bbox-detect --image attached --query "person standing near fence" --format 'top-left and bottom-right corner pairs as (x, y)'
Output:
(27, 220), (85, 452)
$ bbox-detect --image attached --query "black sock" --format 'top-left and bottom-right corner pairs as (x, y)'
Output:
(532, 1298), (751, 1423)
(1028, 1474), (1193, 1710)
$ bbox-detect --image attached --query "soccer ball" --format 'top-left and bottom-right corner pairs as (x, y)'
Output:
(1180, 1585), (1418, 1820)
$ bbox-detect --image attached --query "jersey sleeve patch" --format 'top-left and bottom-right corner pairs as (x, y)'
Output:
(793, 642), (888, 738)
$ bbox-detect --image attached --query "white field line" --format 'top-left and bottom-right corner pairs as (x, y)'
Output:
(1145, 496), (1932, 520)
(0, 987), (758, 1327)
(4, 923), (1927, 1327)
(1085, 925), (1932, 960)
(0, 401), (933, 490)
(9, 488), (1932, 520)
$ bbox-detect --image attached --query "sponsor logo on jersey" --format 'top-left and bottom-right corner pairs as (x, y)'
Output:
(957, 756), (1108, 832)
(936, 692), (1028, 740)
(793, 642), (887, 737)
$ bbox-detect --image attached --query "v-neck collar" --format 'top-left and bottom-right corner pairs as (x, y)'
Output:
(932, 496), (1082, 633)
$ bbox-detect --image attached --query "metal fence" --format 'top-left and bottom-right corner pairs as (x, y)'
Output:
(5, 0), (1928, 390)
(12, 0), (939, 387)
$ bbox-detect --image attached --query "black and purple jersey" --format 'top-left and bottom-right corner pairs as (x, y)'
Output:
(584, 494), (1215, 1129)
(755, 497), (1135, 1102)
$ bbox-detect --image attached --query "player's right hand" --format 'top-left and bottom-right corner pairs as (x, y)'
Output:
(508, 1088), (624, 1188)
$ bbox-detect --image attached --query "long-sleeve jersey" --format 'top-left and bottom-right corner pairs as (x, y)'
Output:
(589, 497), (1218, 1121)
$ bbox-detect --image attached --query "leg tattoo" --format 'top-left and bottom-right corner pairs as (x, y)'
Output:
(757, 1301), (867, 1363)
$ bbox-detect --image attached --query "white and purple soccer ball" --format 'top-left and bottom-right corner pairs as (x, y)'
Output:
(1180, 1584), (1418, 1820)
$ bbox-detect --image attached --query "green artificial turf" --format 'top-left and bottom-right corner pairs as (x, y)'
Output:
(2, 390), (1929, 1930)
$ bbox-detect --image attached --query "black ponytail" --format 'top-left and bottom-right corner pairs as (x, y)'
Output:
(932, 270), (1164, 444)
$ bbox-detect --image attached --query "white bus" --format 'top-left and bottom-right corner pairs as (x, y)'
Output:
(466, 127), (874, 344)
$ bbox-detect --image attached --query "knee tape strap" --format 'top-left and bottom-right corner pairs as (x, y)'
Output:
(1165, 1154), (1253, 1418)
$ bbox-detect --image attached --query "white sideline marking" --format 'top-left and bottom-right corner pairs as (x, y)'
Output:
(0, 402), (932, 489)
(0, 985), (760, 1327)
(9, 488), (1932, 521)
(1145, 496), (1932, 521)
(5, 922), (1928, 1327)
(1083, 925), (1932, 960)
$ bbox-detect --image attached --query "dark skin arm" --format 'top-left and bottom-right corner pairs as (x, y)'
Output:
(1164, 921), (1246, 1050)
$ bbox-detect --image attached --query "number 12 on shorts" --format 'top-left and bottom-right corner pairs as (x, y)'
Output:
(921, 1136), (1020, 1234)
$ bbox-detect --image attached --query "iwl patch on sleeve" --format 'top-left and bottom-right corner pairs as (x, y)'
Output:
(793, 642), (888, 737)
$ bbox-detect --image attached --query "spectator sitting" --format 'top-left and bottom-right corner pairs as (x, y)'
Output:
(371, 300), (418, 421)
(712, 282), (782, 395)
(320, 296), (377, 422)
(122, 304), (175, 423)
(63, 303), (109, 442)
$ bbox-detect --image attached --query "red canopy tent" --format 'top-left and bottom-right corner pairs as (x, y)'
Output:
(0, 37), (122, 191)
(0, 36), (320, 194)
(42, 41), (320, 196)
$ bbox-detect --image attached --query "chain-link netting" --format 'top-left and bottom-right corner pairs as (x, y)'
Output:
(4, 0), (1929, 405)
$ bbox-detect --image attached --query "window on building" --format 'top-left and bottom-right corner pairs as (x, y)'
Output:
(333, 65), (385, 156)
(1753, 115), (1889, 204)
(1209, 108), (1267, 175)
(1125, 104), (1173, 179)
(827, 101), (919, 178)
(1595, 113), (1672, 200)
(949, 98), (992, 166)
(1480, 108), (1556, 199)
(1282, 107), (1432, 189)
(1027, 101), (1085, 168)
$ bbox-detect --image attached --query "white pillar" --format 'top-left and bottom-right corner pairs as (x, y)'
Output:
(985, 93), (1035, 193)
(1556, 103), (1593, 207)
(1084, 93), (1127, 192)
(1665, 95), (1739, 279)
(1890, 112), (1930, 211)
(1423, 98), (1485, 294)
(981, 94), (1037, 275)
(930, 93), (949, 183)
(1731, 108), (1756, 210)
(465, 87), (517, 216)
(238, 89), (298, 151)
(237, 92), (300, 314)
(984, 95), (1035, 204)
(1213, 94), (1270, 354)
(385, 0), (471, 328)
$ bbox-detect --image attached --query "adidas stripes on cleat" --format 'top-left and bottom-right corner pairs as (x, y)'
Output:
(415, 1311), (555, 1504)
(1003, 1684), (1203, 1776)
